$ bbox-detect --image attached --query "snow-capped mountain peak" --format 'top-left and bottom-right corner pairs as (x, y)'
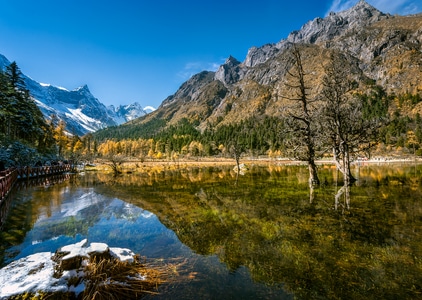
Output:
(0, 53), (153, 135)
(107, 102), (155, 124)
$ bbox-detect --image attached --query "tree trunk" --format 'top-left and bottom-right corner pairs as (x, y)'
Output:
(335, 183), (350, 211)
(333, 147), (344, 173)
(235, 155), (240, 173)
(309, 182), (315, 203)
(343, 145), (356, 185)
(333, 146), (356, 185)
(308, 160), (320, 185)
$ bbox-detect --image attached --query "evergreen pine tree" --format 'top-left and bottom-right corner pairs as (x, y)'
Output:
(5, 61), (26, 91)
(0, 61), (52, 153)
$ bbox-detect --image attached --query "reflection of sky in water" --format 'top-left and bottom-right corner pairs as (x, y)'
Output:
(4, 188), (292, 299)
(88, 199), (187, 258)
(6, 190), (188, 263)
(4, 165), (422, 299)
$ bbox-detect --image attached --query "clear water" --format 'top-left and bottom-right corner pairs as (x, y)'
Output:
(1, 163), (422, 299)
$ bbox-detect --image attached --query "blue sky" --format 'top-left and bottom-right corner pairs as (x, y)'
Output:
(0, 0), (420, 109)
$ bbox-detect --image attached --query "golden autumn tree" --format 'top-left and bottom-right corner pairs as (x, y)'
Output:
(54, 119), (69, 157)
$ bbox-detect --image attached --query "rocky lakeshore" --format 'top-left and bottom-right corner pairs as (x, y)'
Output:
(0, 239), (164, 299)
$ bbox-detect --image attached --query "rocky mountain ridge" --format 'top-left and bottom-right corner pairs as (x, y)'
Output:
(244, 0), (390, 68)
(122, 0), (421, 134)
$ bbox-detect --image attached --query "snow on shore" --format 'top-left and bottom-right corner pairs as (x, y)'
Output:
(0, 239), (136, 299)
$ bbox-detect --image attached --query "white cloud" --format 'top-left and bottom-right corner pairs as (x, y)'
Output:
(326, 0), (422, 15)
(177, 60), (223, 81)
(327, 0), (356, 13)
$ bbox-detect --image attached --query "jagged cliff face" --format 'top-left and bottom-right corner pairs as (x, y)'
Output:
(287, 0), (390, 45)
(136, 0), (422, 130)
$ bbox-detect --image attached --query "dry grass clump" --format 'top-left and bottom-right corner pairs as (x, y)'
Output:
(8, 292), (74, 300)
(7, 256), (189, 300)
(82, 255), (165, 300)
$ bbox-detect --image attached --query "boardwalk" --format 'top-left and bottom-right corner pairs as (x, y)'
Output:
(0, 165), (72, 204)
(0, 165), (72, 230)
(0, 169), (18, 204)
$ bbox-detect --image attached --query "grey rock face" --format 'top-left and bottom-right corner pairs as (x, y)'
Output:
(287, 0), (389, 44)
(244, 0), (390, 68)
(215, 56), (246, 85)
(154, 0), (422, 131)
(244, 44), (280, 67)
(161, 71), (215, 107)
(22, 77), (117, 135)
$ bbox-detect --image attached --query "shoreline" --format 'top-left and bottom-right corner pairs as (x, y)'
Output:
(86, 157), (422, 173)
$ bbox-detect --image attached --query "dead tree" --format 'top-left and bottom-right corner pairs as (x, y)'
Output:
(319, 52), (388, 185)
(282, 44), (321, 186)
(104, 154), (126, 176)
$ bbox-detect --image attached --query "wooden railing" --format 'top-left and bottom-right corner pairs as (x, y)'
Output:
(0, 164), (72, 203)
(16, 164), (72, 180)
(0, 168), (18, 203)
(15, 173), (71, 191)
(0, 168), (72, 230)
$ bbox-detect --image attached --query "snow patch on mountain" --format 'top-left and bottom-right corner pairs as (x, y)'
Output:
(107, 102), (154, 124)
(0, 54), (153, 136)
(143, 106), (156, 113)
(40, 82), (69, 91)
(65, 108), (103, 133)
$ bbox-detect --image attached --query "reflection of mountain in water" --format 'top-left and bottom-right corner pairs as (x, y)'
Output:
(2, 188), (181, 265)
(2, 164), (422, 299)
(87, 198), (181, 258)
(86, 165), (422, 300)
(33, 189), (112, 238)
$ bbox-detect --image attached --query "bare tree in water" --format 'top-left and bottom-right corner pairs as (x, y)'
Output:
(319, 51), (388, 185)
(104, 154), (126, 176)
(282, 44), (321, 186)
(226, 136), (247, 185)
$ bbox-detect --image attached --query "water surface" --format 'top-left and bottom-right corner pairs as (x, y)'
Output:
(1, 163), (421, 299)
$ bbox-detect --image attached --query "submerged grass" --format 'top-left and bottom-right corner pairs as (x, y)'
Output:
(82, 255), (164, 299)
(8, 255), (189, 300)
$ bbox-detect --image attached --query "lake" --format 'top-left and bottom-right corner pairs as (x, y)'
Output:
(1, 163), (421, 299)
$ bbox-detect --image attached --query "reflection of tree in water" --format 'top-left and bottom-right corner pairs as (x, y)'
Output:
(89, 165), (422, 300)
(0, 175), (81, 265)
(334, 183), (350, 211)
(0, 177), (154, 267)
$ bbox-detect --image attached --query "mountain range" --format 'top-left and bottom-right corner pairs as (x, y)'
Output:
(111, 0), (421, 136)
(4, 0), (421, 139)
(0, 54), (154, 136)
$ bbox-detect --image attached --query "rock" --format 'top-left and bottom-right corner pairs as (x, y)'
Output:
(110, 247), (136, 263)
(55, 239), (89, 270)
(287, 0), (389, 45)
(234, 163), (248, 173)
(132, 0), (422, 132)
(0, 240), (140, 299)
(244, 44), (280, 67)
(215, 56), (245, 85)
(0, 252), (65, 298)
(244, 0), (390, 68)
(161, 71), (215, 107)
(87, 242), (112, 262)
